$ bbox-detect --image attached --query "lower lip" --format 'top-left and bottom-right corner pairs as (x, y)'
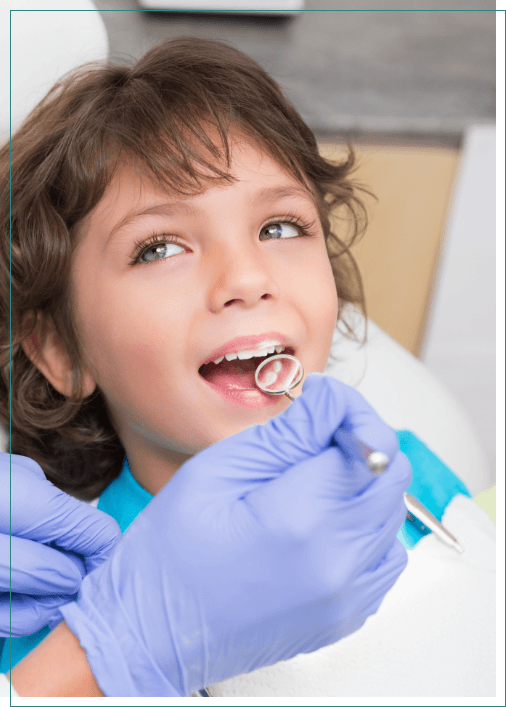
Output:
(201, 377), (282, 409)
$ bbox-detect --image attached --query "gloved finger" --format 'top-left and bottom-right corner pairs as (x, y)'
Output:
(243, 446), (410, 542)
(0, 452), (46, 479)
(0, 453), (49, 533)
(298, 540), (408, 657)
(325, 497), (408, 586)
(2, 472), (121, 574)
(37, 500), (122, 574)
(304, 374), (403, 497)
(0, 452), (49, 535)
(47, 547), (87, 579)
(0, 593), (76, 638)
(0, 533), (84, 595)
(359, 496), (409, 573)
(0, 458), (56, 534)
(352, 539), (408, 620)
(301, 373), (400, 462)
(334, 450), (412, 527)
(1, 456), (121, 572)
(354, 452), (412, 525)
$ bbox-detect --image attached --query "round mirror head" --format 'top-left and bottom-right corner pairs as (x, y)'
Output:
(254, 354), (304, 395)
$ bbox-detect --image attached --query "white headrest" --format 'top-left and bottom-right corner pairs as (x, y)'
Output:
(1, 1), (109, 141)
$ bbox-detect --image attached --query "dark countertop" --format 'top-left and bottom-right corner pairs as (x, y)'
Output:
(95, 3), (495, 143)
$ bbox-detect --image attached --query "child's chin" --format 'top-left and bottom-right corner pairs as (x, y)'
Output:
(230, 399), (289, 429)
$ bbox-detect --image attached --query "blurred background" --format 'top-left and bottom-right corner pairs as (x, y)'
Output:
(1, 3), (497, 490)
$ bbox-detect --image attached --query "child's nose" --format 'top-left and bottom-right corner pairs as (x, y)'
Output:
(205, 240), (280, 314)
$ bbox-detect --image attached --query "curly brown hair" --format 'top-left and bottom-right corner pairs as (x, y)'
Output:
(0, 37), (368, 500)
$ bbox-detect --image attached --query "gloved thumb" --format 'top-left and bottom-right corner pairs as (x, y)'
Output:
(1, 453), (122, 574)
(244, 444), (409, 541)
(299, 373), (400, 495)
(179, 373), (397, 502)
(254, 372), (398, 492)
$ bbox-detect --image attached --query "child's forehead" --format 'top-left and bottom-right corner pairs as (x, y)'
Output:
(103, 138), (313, 211)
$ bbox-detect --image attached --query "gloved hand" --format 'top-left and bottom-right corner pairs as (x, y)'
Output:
(0, 453), (121, 637)
(60, 373), (411, 697)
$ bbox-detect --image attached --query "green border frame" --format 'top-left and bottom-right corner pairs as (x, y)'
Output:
(5, 5), (506, 707)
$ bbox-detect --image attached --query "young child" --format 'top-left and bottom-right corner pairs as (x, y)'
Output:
(1, 36), (368, 500)
(0, 34), (369, 669)
(0, 37), (493, 696)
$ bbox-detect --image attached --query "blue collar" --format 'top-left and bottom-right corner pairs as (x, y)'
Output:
(97, 456), (153, 533)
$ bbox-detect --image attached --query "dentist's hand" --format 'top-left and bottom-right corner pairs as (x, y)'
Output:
(0, 453), (121, 637)
(60, 374), (411, 697)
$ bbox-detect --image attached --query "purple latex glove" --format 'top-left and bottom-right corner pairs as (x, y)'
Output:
(0, 453), (121, 637)
(60, 374), (411, 696)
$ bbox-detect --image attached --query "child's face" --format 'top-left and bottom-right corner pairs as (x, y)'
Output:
(70, 136), (338, 492)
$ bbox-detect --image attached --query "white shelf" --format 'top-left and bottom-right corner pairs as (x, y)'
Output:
(136, 0), (304, 13)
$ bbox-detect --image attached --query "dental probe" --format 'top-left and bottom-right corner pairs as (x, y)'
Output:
(334, 429), (390, 475)
(404, 493), (464, 553)
(333, 435), (465, 554)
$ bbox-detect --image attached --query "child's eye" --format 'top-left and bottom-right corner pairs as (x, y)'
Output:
(259, 216), (315, 241)
(130, 236), (185, 266)
(259, 222), (300, 241)
(141, 242), (184, 263)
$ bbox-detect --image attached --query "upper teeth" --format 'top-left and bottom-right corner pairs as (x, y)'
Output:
(212, 344), (285, 365)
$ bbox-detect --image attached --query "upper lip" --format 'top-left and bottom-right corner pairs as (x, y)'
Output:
(200, 332), (293, 367)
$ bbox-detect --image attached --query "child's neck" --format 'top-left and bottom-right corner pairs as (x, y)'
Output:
(124, 441), (193, 495)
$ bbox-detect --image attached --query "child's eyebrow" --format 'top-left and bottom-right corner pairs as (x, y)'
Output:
(251, 185), (316, 209)
(105, 184), (315, 249)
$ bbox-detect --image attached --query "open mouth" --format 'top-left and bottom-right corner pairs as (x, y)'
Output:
(199, 347), (295, 391)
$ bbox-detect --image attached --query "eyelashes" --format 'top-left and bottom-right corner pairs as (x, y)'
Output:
(129, 214), (318, 267)
(129, 233), (182, 266)
(267, 215), (316, 239)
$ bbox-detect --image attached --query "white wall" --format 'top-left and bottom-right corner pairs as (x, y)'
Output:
(420, 124), (496, 490)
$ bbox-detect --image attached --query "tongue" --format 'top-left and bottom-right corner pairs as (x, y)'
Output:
(201, 357), (260, 390)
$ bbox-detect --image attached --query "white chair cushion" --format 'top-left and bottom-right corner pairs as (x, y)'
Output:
(1, 1), (109, 141)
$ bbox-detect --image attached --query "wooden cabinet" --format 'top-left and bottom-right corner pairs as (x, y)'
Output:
(319, 143), (459, 355)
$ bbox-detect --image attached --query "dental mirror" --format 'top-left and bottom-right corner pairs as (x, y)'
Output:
(254, 353), (304, 401)
(254, 353), (389, 474)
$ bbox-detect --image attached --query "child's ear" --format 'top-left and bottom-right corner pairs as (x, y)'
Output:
(21, 313), (97, 399)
